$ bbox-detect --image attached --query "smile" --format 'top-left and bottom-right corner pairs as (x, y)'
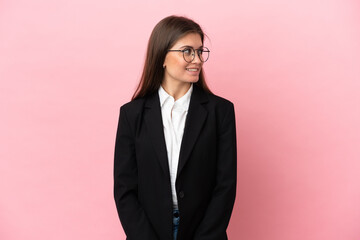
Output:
(186, 68), (199, 72)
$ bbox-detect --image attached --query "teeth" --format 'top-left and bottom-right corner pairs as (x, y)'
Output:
(186, 68), (198, 72)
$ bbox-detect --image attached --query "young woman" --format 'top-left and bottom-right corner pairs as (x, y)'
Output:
(114, 15), (237, 240)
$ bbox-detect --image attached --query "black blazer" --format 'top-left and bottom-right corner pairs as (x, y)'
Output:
(114, 83), (237, 240)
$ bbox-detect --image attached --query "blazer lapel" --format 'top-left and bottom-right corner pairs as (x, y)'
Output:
(177, 84), (208, 176)
(144, 91), (170, 178)
(143, 84), (209, 179)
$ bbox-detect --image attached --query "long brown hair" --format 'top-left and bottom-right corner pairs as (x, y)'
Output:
(131, 15), (212, 100)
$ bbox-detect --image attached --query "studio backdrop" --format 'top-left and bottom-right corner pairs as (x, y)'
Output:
(1, 0), (359, 239)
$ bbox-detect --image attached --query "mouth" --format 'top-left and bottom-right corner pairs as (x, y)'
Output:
(186, 68), (200, 72)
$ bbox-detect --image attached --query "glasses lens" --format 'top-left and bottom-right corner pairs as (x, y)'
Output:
(198, 47), (209, 62)
(183, 48), (195, 63)
(182, 47), (210, 63)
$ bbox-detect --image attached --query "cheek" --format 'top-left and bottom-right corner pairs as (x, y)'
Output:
(168, 59), (186, 72)
(172, 57), (184, 67)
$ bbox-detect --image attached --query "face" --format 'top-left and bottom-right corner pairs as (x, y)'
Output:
(163, 33), (204, 86)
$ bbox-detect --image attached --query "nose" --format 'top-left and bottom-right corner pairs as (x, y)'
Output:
(192, 50), (201, 63)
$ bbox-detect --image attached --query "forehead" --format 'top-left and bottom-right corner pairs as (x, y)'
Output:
(172, 33), (203, 48)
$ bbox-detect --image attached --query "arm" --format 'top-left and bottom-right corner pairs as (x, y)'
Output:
(114, 106), (159, 240)
(194, 102), (237, 240)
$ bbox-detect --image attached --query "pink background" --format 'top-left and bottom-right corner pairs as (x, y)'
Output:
(1, 0), (360, 239)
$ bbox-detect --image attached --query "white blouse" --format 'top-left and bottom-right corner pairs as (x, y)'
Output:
(158, 83), (193, 208)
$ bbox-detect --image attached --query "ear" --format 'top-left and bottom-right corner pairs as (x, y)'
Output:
(163, 59), (166, 68)
(163, 55), (168, 69)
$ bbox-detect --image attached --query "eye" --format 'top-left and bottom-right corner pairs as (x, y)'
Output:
(183, 48), (192, 56)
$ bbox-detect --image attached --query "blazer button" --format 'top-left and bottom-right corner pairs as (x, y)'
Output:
(179, 191), (185, 199)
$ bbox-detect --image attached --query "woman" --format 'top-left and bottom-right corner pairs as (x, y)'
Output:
(114, 15), (237, 240)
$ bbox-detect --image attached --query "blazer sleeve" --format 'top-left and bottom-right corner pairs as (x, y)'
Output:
(113, 106), (159, 240)
(194, 102), (237, 240)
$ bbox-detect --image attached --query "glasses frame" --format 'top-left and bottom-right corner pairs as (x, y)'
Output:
(167, 46), (210, 63)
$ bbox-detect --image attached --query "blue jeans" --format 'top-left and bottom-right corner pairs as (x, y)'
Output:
(173, 209), (180, 240)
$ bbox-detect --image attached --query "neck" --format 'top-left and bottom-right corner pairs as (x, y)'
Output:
(161, 81), (192, 101)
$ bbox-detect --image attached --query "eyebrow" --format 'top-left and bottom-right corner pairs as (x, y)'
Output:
(179, 45), (204, 49)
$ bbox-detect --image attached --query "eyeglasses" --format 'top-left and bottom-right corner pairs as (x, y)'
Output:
(167, 47), (210, 63)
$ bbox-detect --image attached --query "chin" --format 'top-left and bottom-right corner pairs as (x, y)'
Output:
(192, 79), (199, 83)
(187, 77), (200, 83)
(177, 77), (199, 84)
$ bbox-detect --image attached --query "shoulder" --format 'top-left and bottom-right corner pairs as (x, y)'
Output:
(204, 92), (236, 129)
(204, 90), (235, 116)
(208, 92), (234, 107)
(120, 97), (145, 111)
(193, 83), (234, 109)
(119, 97), (146, 121)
